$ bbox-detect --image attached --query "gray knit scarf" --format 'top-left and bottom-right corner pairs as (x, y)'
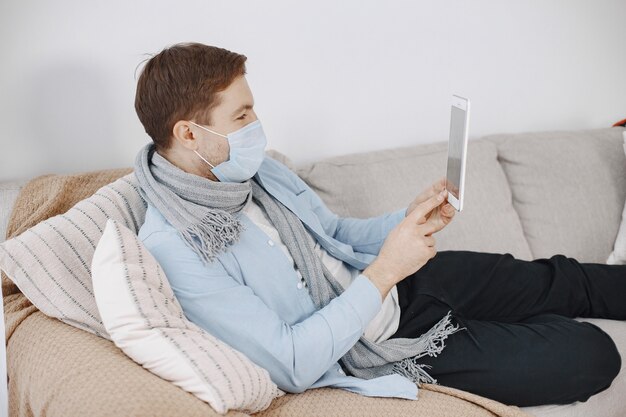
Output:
(134, 142), (465, 386)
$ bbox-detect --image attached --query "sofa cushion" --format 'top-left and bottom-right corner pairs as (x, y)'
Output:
(296, 139), (533, 260)
(0, 171), (146, 340)
(485, 127), (626, 263)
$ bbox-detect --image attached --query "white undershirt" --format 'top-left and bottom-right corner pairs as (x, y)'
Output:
(242, 198), (401, 343)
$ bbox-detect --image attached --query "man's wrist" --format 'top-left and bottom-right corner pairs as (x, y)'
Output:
(362, 262), (396, 302)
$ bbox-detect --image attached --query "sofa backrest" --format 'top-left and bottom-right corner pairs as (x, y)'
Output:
(296, 138), (534, 261)
(296, 126), (626, 263)
(482, 127), (626, 263)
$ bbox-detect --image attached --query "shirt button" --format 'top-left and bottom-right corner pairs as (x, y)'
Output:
(267, 239), (274, 246)
(297, 282), (303, 289)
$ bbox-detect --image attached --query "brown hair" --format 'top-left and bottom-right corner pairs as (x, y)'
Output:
(134, 42), (247, 152)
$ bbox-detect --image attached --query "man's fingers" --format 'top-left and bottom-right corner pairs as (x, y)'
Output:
(432, 177), (446, 193)
(408, 191), (446, 222)
(442, 203), (455, 216)
(419, 216), (443, 236)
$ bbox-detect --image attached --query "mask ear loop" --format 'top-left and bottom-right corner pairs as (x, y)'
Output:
(193, 149), (216, 169)
(189, 121), (228, 138)
(189, 121), (228, 170)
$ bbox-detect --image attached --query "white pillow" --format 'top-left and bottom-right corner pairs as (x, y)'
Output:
(607, 130), (626, 264)
(91, 218), (284, 415)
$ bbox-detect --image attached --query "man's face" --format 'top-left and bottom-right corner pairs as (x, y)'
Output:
(171, 74), (258, 180)
(207, 74), (258, 135)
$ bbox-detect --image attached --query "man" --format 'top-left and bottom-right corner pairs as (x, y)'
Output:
(133, 42), (623, 407)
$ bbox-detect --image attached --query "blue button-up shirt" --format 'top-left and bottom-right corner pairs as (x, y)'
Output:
(137, 155), (419, 400)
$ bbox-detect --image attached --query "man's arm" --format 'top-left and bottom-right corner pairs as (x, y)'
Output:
(288, 169), (406, 255)
(143, 230), (383, 393)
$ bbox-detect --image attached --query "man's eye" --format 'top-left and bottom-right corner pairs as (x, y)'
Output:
(237, 114), (246, 120)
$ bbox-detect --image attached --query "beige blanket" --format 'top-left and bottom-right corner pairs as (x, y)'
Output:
(2, 168), (532, 417)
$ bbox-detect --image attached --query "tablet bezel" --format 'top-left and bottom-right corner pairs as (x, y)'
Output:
(445, 95), (470, 212)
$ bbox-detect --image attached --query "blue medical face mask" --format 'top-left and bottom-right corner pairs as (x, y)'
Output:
(190, 119), (267, 183)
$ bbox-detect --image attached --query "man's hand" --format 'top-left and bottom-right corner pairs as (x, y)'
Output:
(364, 189), (451, 301)
(405, 176), (456, 231)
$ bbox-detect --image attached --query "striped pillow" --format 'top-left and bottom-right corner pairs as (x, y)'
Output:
(0, 173), (146, 339)
(92, 218), (284, 414)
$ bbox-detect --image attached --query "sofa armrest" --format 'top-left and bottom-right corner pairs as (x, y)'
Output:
(0, 179), (29, 243)
(0, 280), (6, 417)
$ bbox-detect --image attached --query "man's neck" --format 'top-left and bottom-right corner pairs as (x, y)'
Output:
(157, 148), (219, 182)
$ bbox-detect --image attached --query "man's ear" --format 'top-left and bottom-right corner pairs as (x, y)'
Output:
(172, 120), (199, 151)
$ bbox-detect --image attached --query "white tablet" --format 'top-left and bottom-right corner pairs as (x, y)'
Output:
(445, 95), (470, 211)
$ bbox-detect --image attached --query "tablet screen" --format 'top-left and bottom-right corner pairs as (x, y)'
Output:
(446, 105), (467, 201)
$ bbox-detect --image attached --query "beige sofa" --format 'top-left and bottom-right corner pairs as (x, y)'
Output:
(1, 126), (625, 416)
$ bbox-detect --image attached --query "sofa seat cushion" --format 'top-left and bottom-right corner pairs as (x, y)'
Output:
(484, 127), (626, 263)
(296, 139), (533, 260)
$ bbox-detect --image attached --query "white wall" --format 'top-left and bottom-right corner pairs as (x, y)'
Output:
(1, 0), (625, 182)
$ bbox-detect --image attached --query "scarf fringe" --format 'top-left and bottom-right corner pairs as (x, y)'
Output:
(391, 310), (467, 385)
(179, 210), (246, 265)
(134, 143), (252, 266)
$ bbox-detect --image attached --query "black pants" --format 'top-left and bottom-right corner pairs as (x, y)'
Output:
(387, 250), (624, 407)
